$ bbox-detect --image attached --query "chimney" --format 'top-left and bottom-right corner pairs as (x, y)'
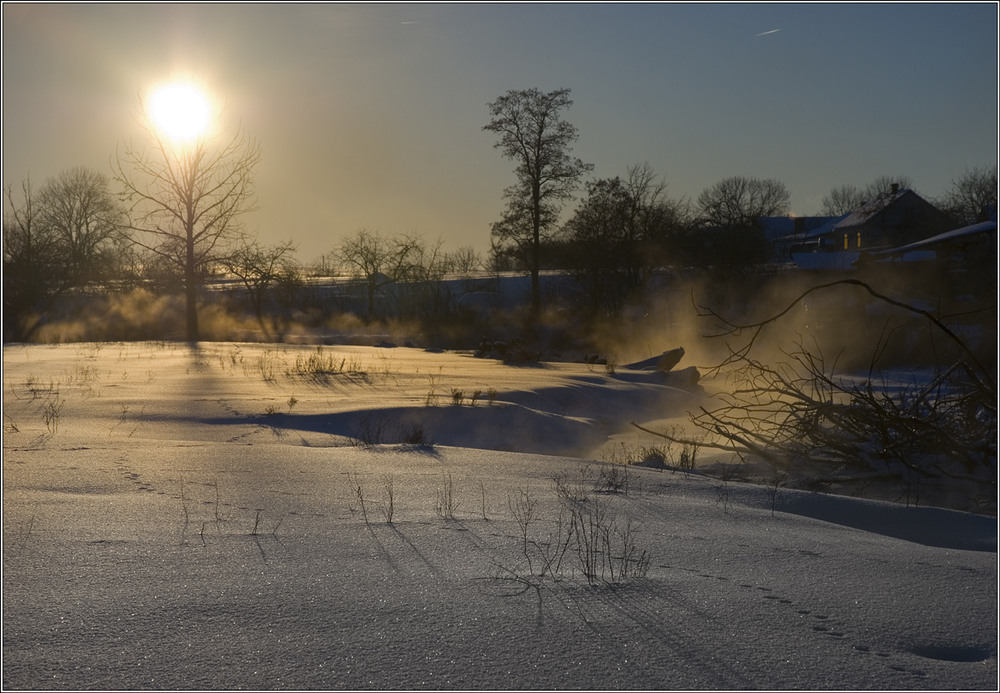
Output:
(890, 182), (899, 195)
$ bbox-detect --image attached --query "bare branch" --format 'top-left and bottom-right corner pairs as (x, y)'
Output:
(112, 97), (261, 341)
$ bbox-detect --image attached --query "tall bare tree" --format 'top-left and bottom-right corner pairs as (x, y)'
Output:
(112, 100), (262, 342)
(484, 88), (592, 314)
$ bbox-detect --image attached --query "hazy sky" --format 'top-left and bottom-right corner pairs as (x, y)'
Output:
(3, 2), (997, 263)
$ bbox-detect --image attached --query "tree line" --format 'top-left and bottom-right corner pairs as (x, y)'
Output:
(483, 87), (997, 317)
(4, 86), (996, 343)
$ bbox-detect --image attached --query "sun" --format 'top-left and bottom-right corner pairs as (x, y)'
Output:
(148, 82), (212, 142)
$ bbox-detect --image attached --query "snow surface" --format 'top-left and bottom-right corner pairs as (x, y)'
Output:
(2, 342), (996, 690)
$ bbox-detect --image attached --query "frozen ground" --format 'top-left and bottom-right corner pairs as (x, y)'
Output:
(2, 341), (996, 690)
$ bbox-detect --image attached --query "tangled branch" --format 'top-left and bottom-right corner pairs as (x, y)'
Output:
(637, 279), (996, 504)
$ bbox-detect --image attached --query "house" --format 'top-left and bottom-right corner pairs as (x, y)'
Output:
(865, 206), (997, 303)
(764, 215), (848, 262)
(832, 184), (952, 250)
(780, 185), (953, 271)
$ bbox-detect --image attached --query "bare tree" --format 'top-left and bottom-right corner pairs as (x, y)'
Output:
(484, 88), (593, 314)
(336, 228), (424, 319)
(820, 176), (916, 217)
(696, 176), (790, 266)
(4, 179), (61, 341)
(616, 162), (690, 281)
(562, 176), (631, 312)
(939, 165), (998, 226)
(448, 246), (482, 277)
(863, 174), (914, 201)
(698, 176), (790, 229)
(488, 192), (559, 274)
(820, 184), (865, 216)
(561, 163), (683, 312)
(112, 99), (262, 342)
(821, 176), (917, 217)
(3, 170), (128, 341)
(222, 239), (298, 340)
(37, 166), (129, 284)
(621, 162), (672, 229)
(395, 235), (452, 320)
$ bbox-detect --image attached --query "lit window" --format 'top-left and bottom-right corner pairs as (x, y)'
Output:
(857, 232), (862, 248)
(844, 234), (849, 250)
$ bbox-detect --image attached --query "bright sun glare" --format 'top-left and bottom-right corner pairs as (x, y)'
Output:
(148, 83), (211, 142)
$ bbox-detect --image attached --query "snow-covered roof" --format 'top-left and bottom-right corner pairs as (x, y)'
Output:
(872, 218), (997, 256)
(834, 188), (913, 230)
(773, 214), (849, 242)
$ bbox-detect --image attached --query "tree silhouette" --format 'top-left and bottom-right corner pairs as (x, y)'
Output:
(696, 176), (789, 267)
(939, 165), (997, 226)
(562, 163), (685, 312)
(820, 185), (865, 216)
(222, 239), (298, 340)
(484, 88), (592, 314)
(336, 228), (432, 320)
(37, 166), (129, 283)
(3, 169), (127, 341)
(821, 175), (916, 216)
(113, 98), (261, 342)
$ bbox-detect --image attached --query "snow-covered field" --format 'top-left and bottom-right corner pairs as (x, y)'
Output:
(2, 341), (996, 690)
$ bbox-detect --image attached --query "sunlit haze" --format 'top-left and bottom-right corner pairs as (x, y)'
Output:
(3, 3), (997, 262)
(148, 82), (212, 142)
